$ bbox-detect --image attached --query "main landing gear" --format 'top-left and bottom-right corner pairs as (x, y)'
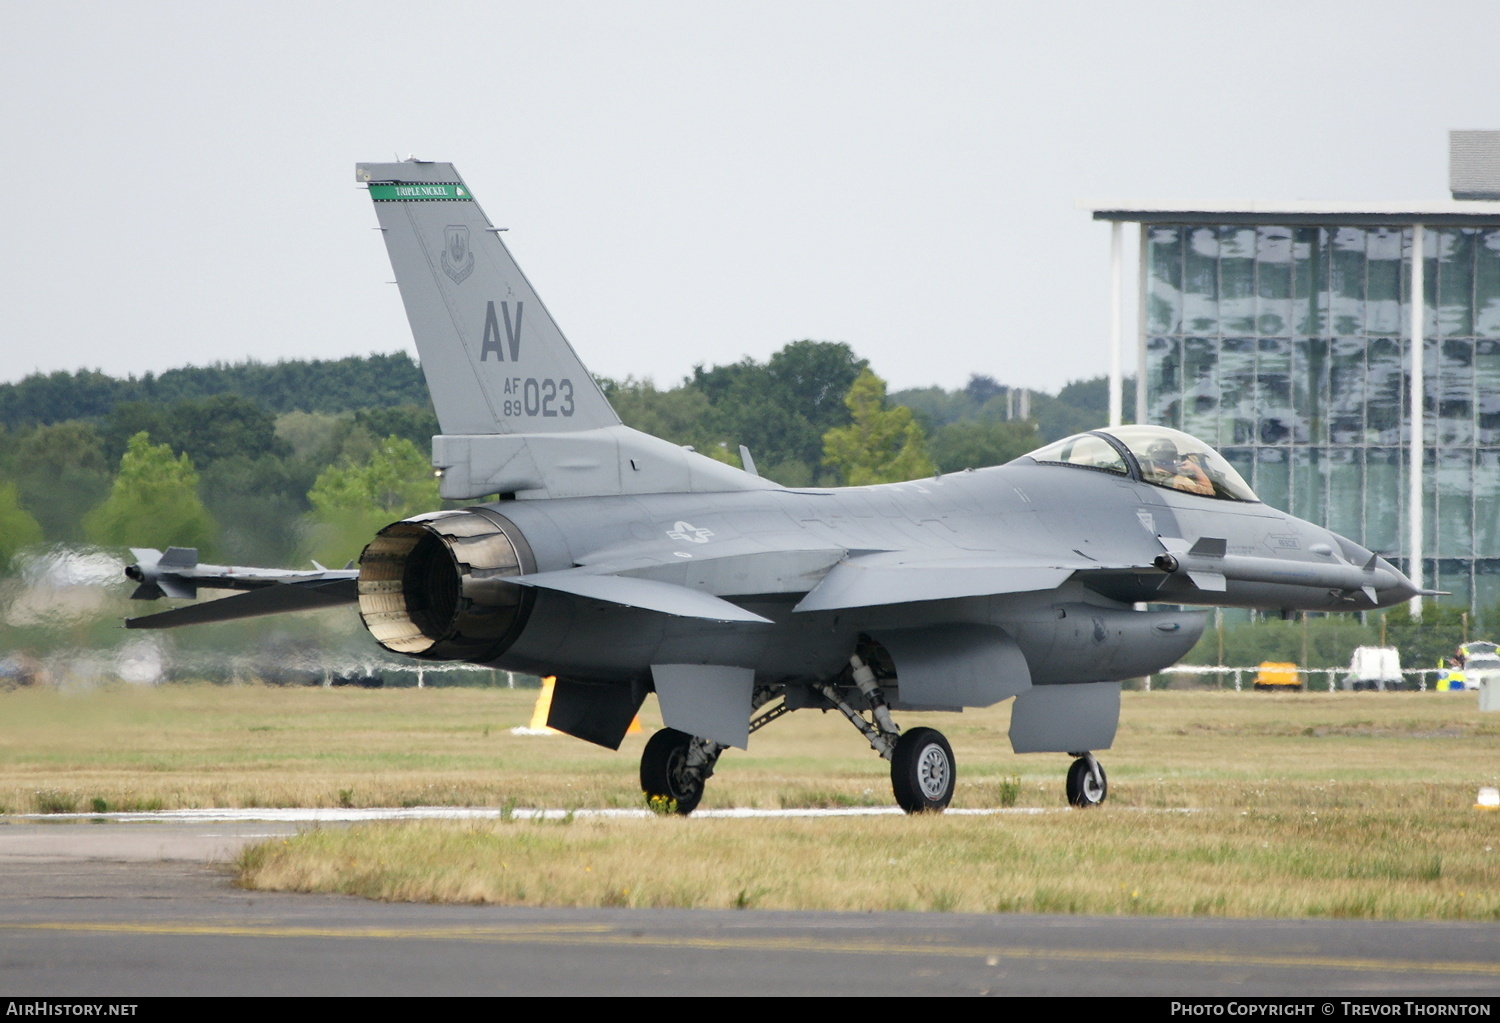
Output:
(890, 727), (955, 813)
(639, 727), (721, 815)
(1065, 752), (1107, 807)
(639, 685), (779, 815)
(639, 653), (958, 816)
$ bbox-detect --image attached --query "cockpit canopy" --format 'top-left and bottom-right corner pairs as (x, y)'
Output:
(1017, 425), (1258, 502)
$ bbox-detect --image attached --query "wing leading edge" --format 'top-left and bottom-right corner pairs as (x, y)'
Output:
(792, 551), (1120, 612)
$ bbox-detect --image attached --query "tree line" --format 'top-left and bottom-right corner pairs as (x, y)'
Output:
(0, 353), (430, 429)
(0, 343), (1124, 573)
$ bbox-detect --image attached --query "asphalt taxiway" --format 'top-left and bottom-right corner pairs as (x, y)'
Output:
(1, 814), (1497, 997)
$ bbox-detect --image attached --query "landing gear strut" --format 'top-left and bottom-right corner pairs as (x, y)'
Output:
(818, 653), (956, 814)
(641, 654), (961, 816)
(1065, 752), (1107, 807)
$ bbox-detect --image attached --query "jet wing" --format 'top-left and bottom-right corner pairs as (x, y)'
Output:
(575, 534), (848, 597)
(793, 550), (1135, 612)
(516, 534), (854, 622)
(508, 570), (773, 623)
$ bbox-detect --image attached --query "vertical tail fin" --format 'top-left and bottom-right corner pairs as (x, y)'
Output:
(357, 160), (775, 501)
(356, 160), (618, 436)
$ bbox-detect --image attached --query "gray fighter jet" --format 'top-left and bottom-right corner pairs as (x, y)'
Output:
(124, 160), (1424, 814)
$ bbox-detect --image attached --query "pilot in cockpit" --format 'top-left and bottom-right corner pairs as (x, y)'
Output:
(1143, 438), (1214, 496)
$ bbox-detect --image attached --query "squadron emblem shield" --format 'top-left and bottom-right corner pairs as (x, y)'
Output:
(441, 224), (474, 284)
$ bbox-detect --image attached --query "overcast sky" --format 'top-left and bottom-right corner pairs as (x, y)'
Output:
(3, 1), (1496, 396)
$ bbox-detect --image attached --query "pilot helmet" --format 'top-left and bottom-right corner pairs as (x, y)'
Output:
(1145, 438), (1179, 468)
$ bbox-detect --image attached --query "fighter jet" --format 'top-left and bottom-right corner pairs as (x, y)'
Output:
(124, 160), (1424, 815)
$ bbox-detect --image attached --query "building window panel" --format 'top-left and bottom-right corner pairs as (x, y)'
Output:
(1420, 336), (1440, 441)
(1256, 337), (1293, 444)
(1256, 226), (1293, 335)
(1182, 337), (1220, 442)
(1473, 559), (1500, 617)
(1291, 447), (1326, 526)
(1292, 337), (1328, 444)
(1474, 231), (1500, 338)
(1292, 227), (1328, 336)
(1407, 228), (1441, 338)
(1422, 449), (1440, 558)
(1436, 449), (1474, 558)
(1146, 336), (1182, 430)
(1363, 448), (1402, 556)
(1436, 229), (1476, 338)
(1366, 338), (1404, 444)
(1477, 340), (1500, 444)
(1220, 227), (1257, 335)
(1329, 227), (1367, 337)
(1437, 338), (1475, 446)
(1435, 560), (1473, 611)
(1328, 337), (1367, 443)
(1219, 337), (1259, 445)
(1474, 450), (1500, 557)
(1255, 447), (1289, 512)
(1325, 447), (1363, 542)
(1145, 226), (1184, 335)
(1366, 227), (1404, 335)
(1184, 228), (1220, 335)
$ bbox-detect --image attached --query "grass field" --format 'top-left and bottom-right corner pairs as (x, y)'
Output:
(3, 683), (1497, 918)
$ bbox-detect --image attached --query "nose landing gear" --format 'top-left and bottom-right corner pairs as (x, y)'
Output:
(1066, 752), (1107, 807)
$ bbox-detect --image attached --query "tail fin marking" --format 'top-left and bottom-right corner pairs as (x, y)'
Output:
(356, 160), (619, 437)
(358, 160), (775, 501)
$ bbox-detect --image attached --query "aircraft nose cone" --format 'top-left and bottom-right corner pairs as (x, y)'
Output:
(1327, 530), (1419, 608)
(1377, 560), (1420, 605)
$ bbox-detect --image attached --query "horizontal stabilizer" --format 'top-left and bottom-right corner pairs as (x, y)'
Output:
(125, 579), (358, 630)
(508, 570), (772, 623)
(794, 552), (1085, 612)
(126, 549), (359, 600)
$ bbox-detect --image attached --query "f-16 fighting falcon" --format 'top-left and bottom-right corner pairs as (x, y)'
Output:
(124, 160), (1425, 815)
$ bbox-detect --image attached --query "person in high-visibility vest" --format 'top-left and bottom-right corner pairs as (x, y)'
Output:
(1436, 656), (1466, 692)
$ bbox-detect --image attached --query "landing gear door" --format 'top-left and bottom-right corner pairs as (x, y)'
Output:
(1009, 681), (1121, 754)
(651, 664), (756, 749)
(871, 624), (1032, 711)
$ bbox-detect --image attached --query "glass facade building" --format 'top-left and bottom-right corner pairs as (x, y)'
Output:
(1131, 218), (1500, 612)
(1085, 203), (1500, 614)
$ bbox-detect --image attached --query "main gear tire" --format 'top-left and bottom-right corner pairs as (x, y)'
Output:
(890, 727), (955, 814)
(640, 727), (705, 815)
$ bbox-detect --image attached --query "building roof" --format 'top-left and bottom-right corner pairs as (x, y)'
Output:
(1078, 199), (1500, 227)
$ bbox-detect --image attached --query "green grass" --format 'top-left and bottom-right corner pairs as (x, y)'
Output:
(234, 806), (1500, 919)
(3, 683), (1498, 917)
